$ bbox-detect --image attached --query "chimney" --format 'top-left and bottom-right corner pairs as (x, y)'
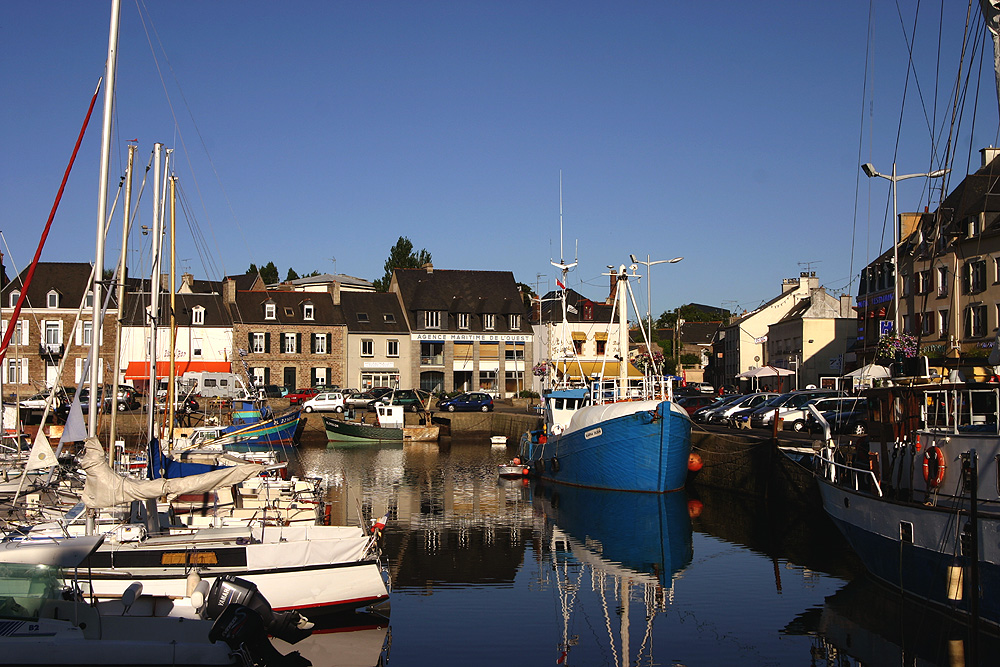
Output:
(223, 277), (236, 305)
(423, 263), (433, 273)
(982, 146), (1000, 168)
(181, 272), (194, 288)
(160, 273), (170, 291)
(840, 294), (853, 318)
(330, 282), (341, 306)
(781, 277), (799, 294)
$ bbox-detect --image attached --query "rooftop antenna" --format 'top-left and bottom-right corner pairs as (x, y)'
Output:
(329, 256), (337, 274)
(798, 260), (820, 273)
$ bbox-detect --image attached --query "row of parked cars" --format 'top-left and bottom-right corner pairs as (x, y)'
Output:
(293, 387), (497, 414)
(682, 389), (869, 435)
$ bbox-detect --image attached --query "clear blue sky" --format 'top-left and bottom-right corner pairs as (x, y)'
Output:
(2, 2), (998, 322)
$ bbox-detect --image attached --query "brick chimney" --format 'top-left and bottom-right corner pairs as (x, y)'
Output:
(223, 277), (236, 305)
(423, 263), (433, 274)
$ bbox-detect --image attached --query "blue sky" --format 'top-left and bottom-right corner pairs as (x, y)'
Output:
(2, 2), (998, 322)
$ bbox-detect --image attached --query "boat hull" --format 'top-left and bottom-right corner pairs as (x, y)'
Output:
(324, 416), (439, 442)
(817, 478), (1000, 629)
(217, 410), (302, 448)
(522, 401), (691, 493)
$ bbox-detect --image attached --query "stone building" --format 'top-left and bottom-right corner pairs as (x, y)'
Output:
(340, 291), (411, 390)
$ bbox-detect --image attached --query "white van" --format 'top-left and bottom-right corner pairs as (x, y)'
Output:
(178, 371), (250, 399)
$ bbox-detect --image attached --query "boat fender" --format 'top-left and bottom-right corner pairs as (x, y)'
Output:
(923, 445), (946, 488)
(550, 457), (560, 473)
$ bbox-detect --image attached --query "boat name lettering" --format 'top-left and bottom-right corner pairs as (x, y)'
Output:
(161, 551), (219, 566)
(411, 333), (532, 342)
(584, 427), (603, 439)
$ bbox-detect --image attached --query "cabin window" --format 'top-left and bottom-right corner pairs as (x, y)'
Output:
(192, 306), (205, 325)
(483, 314), (495, 330)
(553, 398), (563, 410)
(265, 302), (276, 320)
(387, 339), (399, 357)
(204, 379), (217, 388)
(361, 339), (374, 357)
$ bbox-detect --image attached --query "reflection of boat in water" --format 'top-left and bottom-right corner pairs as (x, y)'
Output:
(784, 576), (1000, 666)
(272, 611), (391, 667)
(534, 485), (693, 663)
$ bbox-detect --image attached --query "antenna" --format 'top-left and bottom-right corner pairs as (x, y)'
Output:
(798, 260), (820, 273)
(329, 256), (337, 274)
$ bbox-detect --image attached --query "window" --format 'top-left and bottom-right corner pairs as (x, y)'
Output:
(265, 302), (276, 320)
(252, 332), (266, 353)
(6, 358), (27, 384)
(303, 303), (314, 321)
(82, 321), (92, 346)
(356, 313), (369, 323)
(312, 367), (327, 386)
(582, 303), (593, 320)
(46, 290), (59, 309)
(596, 339), (606, 355)
(483, 314), (495, 330)
(420, 341), (444, 365)
(313, 333), (327, 354)
(387, 339), (399, 357)
(937, 267), (949, 297)
(192, 306), (205, 325)
(383, 313), (396, 324)
(424, 311), (440, 329)
(964, 304), (987, 338)
(919, 312), (933, 336)
(251, 367), (266, 386)
(44, 321), (60, 346)
(508, 314), (520, 330)
(573, 339), (583, 355)
(85, 291), (94, 308)
(361, 339), (374, 357)
(504, 344), (524, 361)
(967, 214), (981, 238)
(2, 321), (27, 346)
(965, 260), (987, 294)
(283, 333), (297, 354)
(9, 290), (19, 308)
(939, 309), (950, 336)
(193, 337), (203, 357)
(283, 307), (294, 317)
(916, 271), (931, 295)
(458, 313), (469, 329)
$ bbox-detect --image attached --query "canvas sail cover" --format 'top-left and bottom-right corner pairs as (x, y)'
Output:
(79, 436), (263, 509)
(982, 1), (1000, 112)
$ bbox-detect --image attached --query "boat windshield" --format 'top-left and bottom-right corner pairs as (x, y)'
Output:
(0, 562), (62, 619)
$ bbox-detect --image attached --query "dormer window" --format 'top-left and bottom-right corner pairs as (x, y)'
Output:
(303, 303), (314, 321)
(383, 313), (395, 324)
(283, 307), (294, 317)
(483, 314), (495, 330)
(508, 314), (520, 330)
(424, 311), (441, 329)
(85, 291), (94, 308)
(357, 313), (370, 323)
(458, 313), (469, 330)
(264, 302), (276, 320)
(46, 290), (59, 309)
(9, 291), (19, 308)
(192, 306), (205, 325)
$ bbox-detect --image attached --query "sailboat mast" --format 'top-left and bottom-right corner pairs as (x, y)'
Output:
(145, 143), (165, 442)
(167, 176), (177, 443)
(108, 143), (135, 461)
(89, 0), (121, 437)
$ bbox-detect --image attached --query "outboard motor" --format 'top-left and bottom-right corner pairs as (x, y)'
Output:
(204, 575), (313, 644)
(208, 603), (310, 667)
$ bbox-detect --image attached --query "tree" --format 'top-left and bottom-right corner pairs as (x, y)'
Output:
(517, 282), (537, 312)
(286, 267), (300, 282)
(246, 263), (258, 276)
(373, 237), (432, 292)
(259, 262), (279, 285)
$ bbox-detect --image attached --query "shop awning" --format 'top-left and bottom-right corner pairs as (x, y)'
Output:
(554, 360), (642, 378)
(124, 361), (232, 380)
(594, 332), (608, 341)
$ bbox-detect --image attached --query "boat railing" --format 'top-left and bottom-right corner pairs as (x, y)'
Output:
(589, 375), (672, 405)
(923, 387), (1000, 434)
(816, 451), (884, 497)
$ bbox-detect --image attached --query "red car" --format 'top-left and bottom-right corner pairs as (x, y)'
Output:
(676, 394), (716, 415)
(286, 387), (320, 405)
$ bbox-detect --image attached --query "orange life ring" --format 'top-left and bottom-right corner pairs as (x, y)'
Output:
(923, 445), (946, 488)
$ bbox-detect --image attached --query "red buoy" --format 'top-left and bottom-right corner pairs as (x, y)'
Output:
(688, 452), (703, 472)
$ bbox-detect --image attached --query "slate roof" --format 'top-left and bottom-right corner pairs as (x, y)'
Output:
(680, 321), (722, 344)
(339, 291), (409, 333)
(282, 273), (374, 290)
(229, 290), (346, 326)
(0, 262), (115, 310)
(119, 291), (232, 327)
(534, 288), (618, 325)
(392, 268), (530, 333)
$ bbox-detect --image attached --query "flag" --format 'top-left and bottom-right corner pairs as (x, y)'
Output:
(567, 304), (578, 314)
(556, 279), (565, 289)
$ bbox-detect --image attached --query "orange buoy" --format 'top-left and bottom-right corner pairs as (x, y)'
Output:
(521, 467), (530, 475)
(923, 445), (946, 488)
(688, 452), (703, 472)
(687, 499), (703, 518)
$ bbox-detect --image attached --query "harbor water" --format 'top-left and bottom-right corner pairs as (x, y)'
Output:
(280, 431), (998, 667)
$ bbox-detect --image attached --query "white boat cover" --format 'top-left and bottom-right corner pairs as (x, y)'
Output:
(79, 437), (263, 509)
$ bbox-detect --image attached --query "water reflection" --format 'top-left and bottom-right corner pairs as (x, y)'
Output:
(271, 612), (390, 667)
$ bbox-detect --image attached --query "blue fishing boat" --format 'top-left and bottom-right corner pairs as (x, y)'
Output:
(173, 400), (303, 453)
(520, 264), (692, 493)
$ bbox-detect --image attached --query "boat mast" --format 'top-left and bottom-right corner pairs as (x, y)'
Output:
(108, 143), (135, 462)
(549, 172), (577, 388)
(167, 175), (177, 445)
(145, 144), (166, 444)
(89, 0), (121, 437)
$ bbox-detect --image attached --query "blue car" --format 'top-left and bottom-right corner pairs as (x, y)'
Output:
(437, 391), (494, 412)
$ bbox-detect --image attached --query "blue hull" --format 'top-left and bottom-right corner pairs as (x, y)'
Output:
(522, 401), (691, 493)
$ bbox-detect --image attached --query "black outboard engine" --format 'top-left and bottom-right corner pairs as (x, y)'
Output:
(208, 603), (310, 667)
(204, 575), (313, 645)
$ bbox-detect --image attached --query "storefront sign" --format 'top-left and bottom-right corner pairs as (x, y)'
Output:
(411, 333), (531, 342)
(363, 361), (396, 369)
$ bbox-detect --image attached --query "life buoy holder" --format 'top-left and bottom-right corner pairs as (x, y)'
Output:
(923, 445), (946, 488)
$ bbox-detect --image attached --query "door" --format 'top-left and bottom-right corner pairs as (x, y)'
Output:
(46, 362), (59, 389)
(283, 367), (296, 391)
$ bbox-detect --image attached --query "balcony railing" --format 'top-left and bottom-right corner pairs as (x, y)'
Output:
(39, 343), (64, 359)
(420, 354), (444, 366)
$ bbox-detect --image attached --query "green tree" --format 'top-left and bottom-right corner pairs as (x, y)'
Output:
(517, 282), (537, 312)
(286, 267), (300, 282)
(246, 263), (258, 276)
(259, 262), (279, 285)
(373, 237), (432, 292)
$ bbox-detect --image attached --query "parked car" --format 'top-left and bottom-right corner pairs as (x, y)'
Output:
(368, 389), (431, 413)
(19, 390), (70, 411)
(313, 384), (341, 394)
(690, 382), (715, 394)
(745, 390), (835, 429)
(807, 399), (869, 435)
(302, 392), (346, 413)
(693, 394), (745, 423)
(368, 387), (393, 400)
(437, 392), (494, 412)
(709, 392), (779, 426)
(781, 395), (857, 432)
(256, 384), (285, 398)
(343, 390), (377, 409)
(287, 387), (320, 406)
(675, 394), (716, 415)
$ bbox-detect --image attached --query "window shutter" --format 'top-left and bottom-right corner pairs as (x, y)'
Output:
(264, 367), (270, 384)
(328, 367), (332, 385)
(310, 368), (317, 385)
(328, 332), (333, 354)
(296, 333), (302, 354)
(264, 333), (271, 353)
(311, 334), (316, 354)
(248, 332), (253, 350)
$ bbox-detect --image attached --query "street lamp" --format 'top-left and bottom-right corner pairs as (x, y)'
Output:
(861, 162), (949, 335)
(629, 253), (683, 373)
